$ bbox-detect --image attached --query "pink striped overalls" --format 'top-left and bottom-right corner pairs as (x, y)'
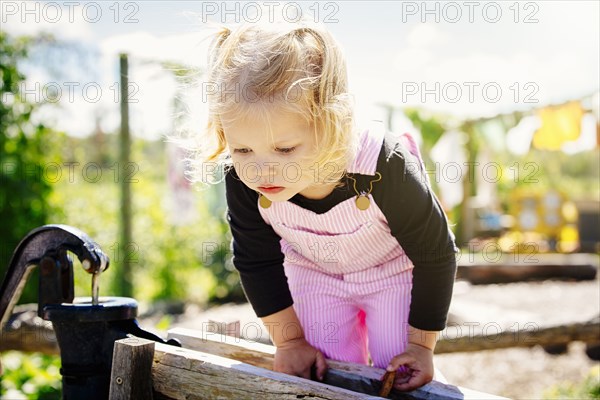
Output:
(258, 122), (423, 368)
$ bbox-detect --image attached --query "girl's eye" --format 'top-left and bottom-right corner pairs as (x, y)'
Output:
(276, 147), (296, 154)
(233, 148), (251, 154)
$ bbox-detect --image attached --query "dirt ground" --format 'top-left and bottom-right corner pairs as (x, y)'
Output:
(151, 277), (600, 399)
(436, 278), (600, 399)
(435, 342), (597, 399)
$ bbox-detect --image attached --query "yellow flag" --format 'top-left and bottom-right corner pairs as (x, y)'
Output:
(533, 101), (584, 150)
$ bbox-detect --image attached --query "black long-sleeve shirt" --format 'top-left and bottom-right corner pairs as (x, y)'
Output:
(225, 131), (458, 331)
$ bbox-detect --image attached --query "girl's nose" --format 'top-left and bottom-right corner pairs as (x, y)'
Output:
(256, 159), (278, 179)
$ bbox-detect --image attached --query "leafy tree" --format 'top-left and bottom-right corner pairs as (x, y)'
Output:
(0, 32), (62, 303)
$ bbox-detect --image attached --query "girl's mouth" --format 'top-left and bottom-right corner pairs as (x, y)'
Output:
(258, 186), (285, 194)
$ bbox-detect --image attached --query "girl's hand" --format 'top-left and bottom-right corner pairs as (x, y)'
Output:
(273, 337), (328, 381)
(385, 343), (434, 391)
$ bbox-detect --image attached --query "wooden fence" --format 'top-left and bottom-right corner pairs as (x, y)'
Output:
(108, 328), (508, 399)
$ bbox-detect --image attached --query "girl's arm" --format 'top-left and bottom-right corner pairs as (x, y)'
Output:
(373, 134), (456, 390)
(386, 325), (439, 391)
(262, 306), (328, 381)
(407, 325), (439, 351)
(373, 134), (458, 331)
(261, 305), (305, 346)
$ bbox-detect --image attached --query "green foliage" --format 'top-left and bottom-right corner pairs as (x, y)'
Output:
(0, 351), (61, 399)
(543, 365), (600, 399)
(0, 32), (63, 303)
(403, 108), (447, 151)
(0, 30), (242, 307)
(490, 148), (600, 202)
(47, 137), (243, 305)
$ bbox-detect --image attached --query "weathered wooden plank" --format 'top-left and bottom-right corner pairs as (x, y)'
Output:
(0, 304), (59, 354)
(456, 253), (598, 284)
(167, 327), (507, 399)
(3, 309), (596, 358)
(169, 327), (274, 369)
(109, 337), (155, 400)
(152, 342), (382, 399)
(207, 319), (241, 338)
(436, 316), (600, 353)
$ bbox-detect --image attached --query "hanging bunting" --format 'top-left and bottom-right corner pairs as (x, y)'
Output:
(505, 115), (541, 156)
(562, 113), (599, 154)
(532, 101), (584, 150)
(430, 130), (467, 209)
(475, 118), (506, 153)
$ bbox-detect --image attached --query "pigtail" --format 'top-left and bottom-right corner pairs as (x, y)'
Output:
(201, 25), (233, 168)
(289, 25), (356, 184)
(207, 26), (232, 68)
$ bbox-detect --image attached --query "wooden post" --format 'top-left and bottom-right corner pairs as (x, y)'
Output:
(459, 121), (476, 245)
(118, 53), (133, 297)
(109, 337), (155, 400)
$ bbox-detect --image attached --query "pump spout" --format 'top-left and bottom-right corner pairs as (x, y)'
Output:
(0, 224), (109, 332)
(0, 225), (179, 399)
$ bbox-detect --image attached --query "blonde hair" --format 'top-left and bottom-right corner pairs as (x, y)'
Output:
(187, 20), (358, 186)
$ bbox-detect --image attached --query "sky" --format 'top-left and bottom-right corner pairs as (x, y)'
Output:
(1, 0), (599, 139)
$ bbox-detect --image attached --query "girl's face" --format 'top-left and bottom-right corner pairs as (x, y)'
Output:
(222, 108), (336, 202)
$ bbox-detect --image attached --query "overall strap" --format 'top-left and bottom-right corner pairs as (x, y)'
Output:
(346, 120), (386, 176)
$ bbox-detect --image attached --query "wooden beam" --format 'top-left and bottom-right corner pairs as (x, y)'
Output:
(109, 337), (155, 400)
(2, 308), (596, 359)
(152, 342), (382, 399)
(167, 327), (507, 399)
(0, 306), (59, 354)
(207, 319), (241, 338)
(437, 317), (600, 353)
(456, 253), (598, 284)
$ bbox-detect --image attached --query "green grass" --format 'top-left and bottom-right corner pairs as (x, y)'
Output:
(0, 352), (61, 400)
(543, 365), (600, 399)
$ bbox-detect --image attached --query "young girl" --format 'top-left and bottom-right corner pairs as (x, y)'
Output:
(193, 20), (458, 392)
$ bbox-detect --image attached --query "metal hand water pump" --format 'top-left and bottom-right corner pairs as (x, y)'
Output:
(0, 225), (179, 399)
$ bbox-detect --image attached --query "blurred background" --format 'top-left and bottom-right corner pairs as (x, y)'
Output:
(0, 1), (598, 399)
